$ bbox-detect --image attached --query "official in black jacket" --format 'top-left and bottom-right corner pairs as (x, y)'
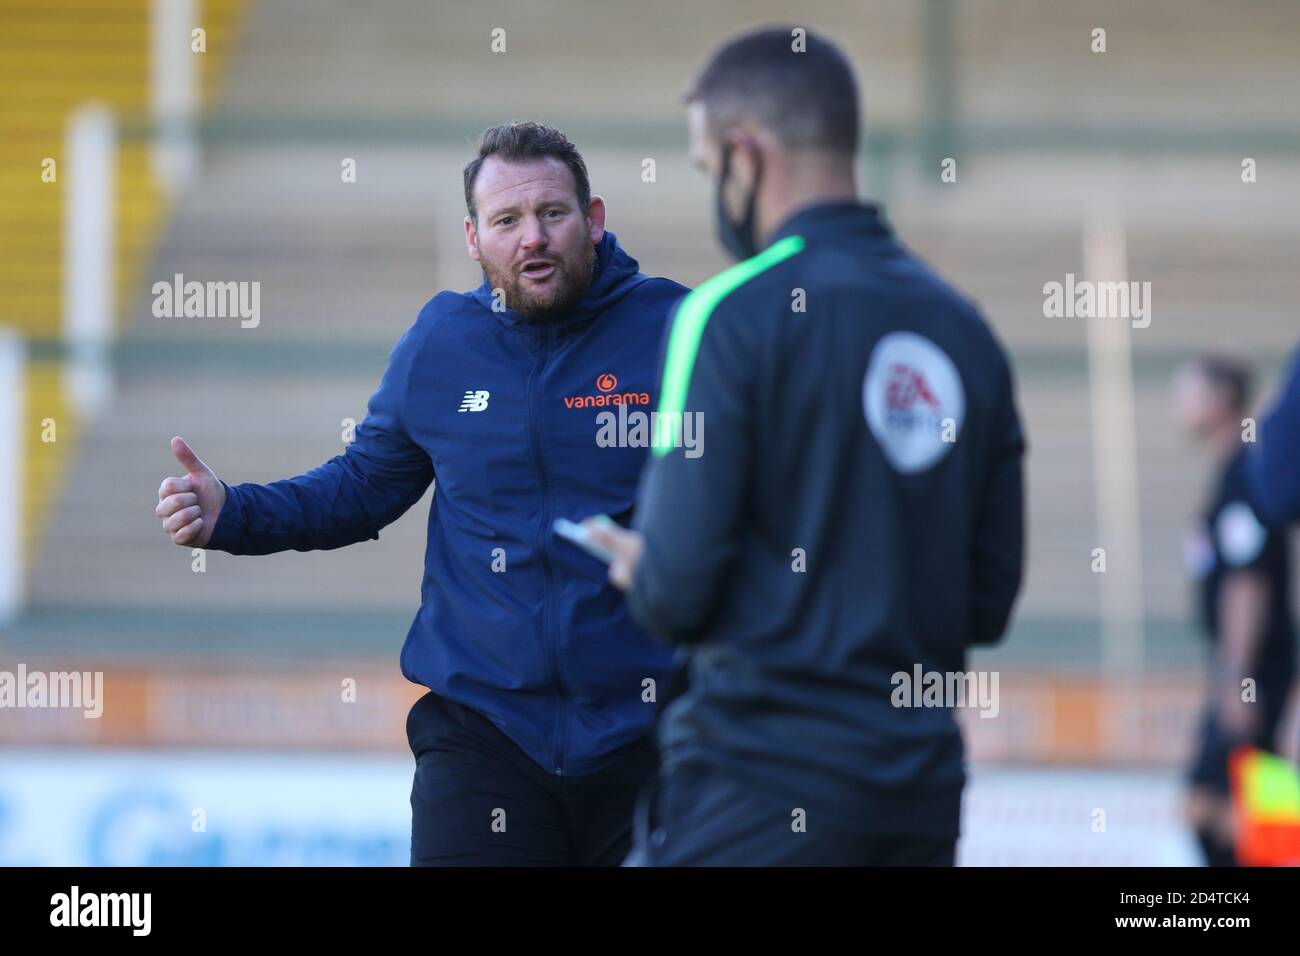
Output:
(589, 25), (1025, 866)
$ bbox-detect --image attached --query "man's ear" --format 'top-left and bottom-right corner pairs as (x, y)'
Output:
(585, 196), (607, 245)
(464, 215), (481, 262)
(723, 128), (763, 188)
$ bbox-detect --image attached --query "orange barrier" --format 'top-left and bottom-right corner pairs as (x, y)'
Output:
(0, 659), (1210, 764)
(0, 662), (425, 751)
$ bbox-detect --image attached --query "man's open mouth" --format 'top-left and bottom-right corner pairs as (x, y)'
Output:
(520, 260), (557, 280)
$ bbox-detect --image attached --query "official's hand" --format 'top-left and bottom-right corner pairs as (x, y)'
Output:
(155, 436), (226, 548)
(1218, 683), (1259, 741)
(583, 518), (644, 592)
(1274, 683), (1300, 765)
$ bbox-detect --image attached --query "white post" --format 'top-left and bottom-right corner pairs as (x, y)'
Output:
(1084, 202), (1147, 699)
(0, 329), (25, 626)
(152, 0), (199, 192)
(63, 102), (116, 419)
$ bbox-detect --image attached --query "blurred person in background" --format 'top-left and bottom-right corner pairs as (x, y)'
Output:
(1174, 356), (1297, 865)
(1246, 344), (1300, 766)
(1247, 345), (1300, 527)
(589, 25), (1025, 865)
(154, 122), (689, 866)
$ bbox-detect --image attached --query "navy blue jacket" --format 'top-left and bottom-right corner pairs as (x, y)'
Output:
(208, 232), (688, 774)
(629, 202), (1025, 836)
(1248, 345), (1300, 525)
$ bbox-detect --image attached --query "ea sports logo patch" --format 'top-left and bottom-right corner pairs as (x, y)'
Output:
(863, 332), (965, 474)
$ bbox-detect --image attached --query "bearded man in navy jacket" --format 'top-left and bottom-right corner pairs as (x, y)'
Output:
(154, 122), (689, 866)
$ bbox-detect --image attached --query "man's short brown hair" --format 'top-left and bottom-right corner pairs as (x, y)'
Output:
(463, 122), (591, 222)
(686, 25), (860, 155)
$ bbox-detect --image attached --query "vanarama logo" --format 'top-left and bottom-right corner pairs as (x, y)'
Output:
(563, 373), (649, 409)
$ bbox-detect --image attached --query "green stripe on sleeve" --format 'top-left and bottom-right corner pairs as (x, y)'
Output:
(652, 235), (805, 456)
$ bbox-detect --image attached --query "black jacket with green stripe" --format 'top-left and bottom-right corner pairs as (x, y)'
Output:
(628, 200), (1025, 837)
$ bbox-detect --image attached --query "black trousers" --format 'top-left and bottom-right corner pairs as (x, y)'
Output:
(625, 760), (958, 867)
(406, 690), (657, 866)
(1187, 694), (1288, 795)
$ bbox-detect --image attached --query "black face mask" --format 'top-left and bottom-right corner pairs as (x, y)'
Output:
(714, 141), (763, 261)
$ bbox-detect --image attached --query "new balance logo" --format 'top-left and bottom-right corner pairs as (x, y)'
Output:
(458, 390), (490, 412)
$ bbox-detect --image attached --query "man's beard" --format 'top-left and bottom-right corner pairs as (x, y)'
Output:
(482, 246), (598, 323)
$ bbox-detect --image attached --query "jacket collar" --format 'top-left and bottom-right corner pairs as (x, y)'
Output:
(767, 199), (892, 247)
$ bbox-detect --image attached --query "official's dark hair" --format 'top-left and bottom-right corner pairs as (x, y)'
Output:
(1195, 354), (1254, 412)
(463, 122), (591, 222)
(685, 25), (860, 155)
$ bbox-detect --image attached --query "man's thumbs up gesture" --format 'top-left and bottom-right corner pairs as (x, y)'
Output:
(156, 436), (227, 548)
